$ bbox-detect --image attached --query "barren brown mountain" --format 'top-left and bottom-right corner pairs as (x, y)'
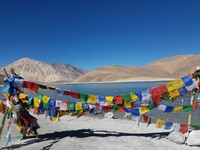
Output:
(74, 55), (200, 82)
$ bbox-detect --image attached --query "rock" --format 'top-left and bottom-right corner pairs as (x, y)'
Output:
(104, 112), (114, 119)
(187, 131), (200, 146)
(168, 132), (186, 144)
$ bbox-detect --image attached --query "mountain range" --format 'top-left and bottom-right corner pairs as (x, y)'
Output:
(0, 55), (200, 84)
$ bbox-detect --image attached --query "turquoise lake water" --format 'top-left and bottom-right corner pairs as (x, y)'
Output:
(0, 81), (200, 124)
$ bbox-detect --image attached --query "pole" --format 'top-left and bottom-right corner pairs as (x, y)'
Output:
(0, 68), (9, 137)
(188, 91), (195, 132)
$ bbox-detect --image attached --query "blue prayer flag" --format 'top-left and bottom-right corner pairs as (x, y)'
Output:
(131, 108), (140, 116)
(165, 106), (174, 112)
(164, 122), (173, 130)
(182, 75), (193, 86)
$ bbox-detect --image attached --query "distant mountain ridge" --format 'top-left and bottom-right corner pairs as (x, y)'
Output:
(74, 55), (200, 82)
(0, 55), (200, 84)
(0, 58), (87, 83)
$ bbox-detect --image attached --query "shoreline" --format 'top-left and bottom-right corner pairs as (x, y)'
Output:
(0, 78), (174, 86)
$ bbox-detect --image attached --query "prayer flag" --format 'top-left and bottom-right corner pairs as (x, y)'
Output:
(105, 96), (113, 103)
(114, 96), (123, 104)
(130, 108), (140, 116)
(33, 98), (40, 108)
(174, 123), (180, 132)
(122, 94), (132, 102)
(123, 101), (132, 108)
(190, 125), (200, 130)
(157, 85), (168, 95)
(173, 106), (183, 112)
(13, 78), (23, 87)
(165, 106), (174, 112)
(178, 87), (188, 95)
(148, 101), (155, 110)
(75, 102), (83, 111)
(130, 93), (138, 101)
(169, 89), (180, 99)
(147, 117), (151, 127)
(164, 122), (173, 130)
(192, 102), (200, 110)
(79, 93), (89, 102)
(88, 95), (97, 104)
(139, 106), (149, 114)
(55, 88), (63, 95)
(156, 119), (165, 128)
(157, 105), (167, 112)
(68, 103), (75, 111)
(42, 95), (50, 103)
(183, 105), (193, 112)
(182, 75), (193, 86)
(38, 84), (48, 89)
(5, 129), (11, 147)
(133, 100), (141, 107)
(180, 124), (188, 134)
(143, 114), (149, 123)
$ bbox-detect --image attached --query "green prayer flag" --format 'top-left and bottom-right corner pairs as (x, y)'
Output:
(148, 101), (155, 110)
(162, 93), (169, 101)
(112, 104), (122, 112)
(190, 125), (200, 130)
(122, 94), (132, 102)
(194, 72), (200, 79)
(37, 94), (43, 100)
(147, 117), (151, 127)
(183, 105), (193, 112)
(79, 93), (89, 102)
(43, 102), (48, 109)
(38, 84), (48, 89)
(68, 103), (75, 111)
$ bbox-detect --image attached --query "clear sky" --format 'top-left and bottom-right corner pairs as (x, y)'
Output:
(0, 0), (200, 70)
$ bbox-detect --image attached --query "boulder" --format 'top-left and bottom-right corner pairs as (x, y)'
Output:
(187, 131), (200, 146)
(168, 132), (186, 144)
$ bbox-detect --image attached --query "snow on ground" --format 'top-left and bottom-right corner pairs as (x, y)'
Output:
(0, 115), (200, 150)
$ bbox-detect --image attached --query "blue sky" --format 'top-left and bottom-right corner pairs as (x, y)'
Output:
(0, 0), (200, 70)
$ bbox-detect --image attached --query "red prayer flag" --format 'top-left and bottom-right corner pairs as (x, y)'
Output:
(114, 96), (123, 104)
(192, 102), (200, 110)
(23, 81), (38, 92)
(63, 90), (71, 96)
(102, 105), (113, 112)
(179, 124), (188, 134)
(152, 96), (162, 106)
(143, 114), (149, 123)
(70, 91), (79, 98)
(157, 85), (168, 95)
(150, 88), (161, 97)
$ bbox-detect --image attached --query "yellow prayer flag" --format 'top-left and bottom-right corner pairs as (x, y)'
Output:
(123, 101), (132, 108)
(130, 93), (138, 102)
(58, 111), (68, 117)
(166, 81), (176, 92)
(47, 86), (56, 89)
(19, 93), (27, 99)
(76, 102), (83, 111)
(42, 95), (50, 103)
(33, 98), (40, 108)
(87, 95), (97, 104)
(169, 89), (180, 98)
(106, 96), (113, 103)
(3, 93), (9, 100)
(139, 106), (149, 114)
(156, 119), (165, 128)
(0, 102), (4, 113)
(173, 106), (183, 112)
(49, 116), (59, 122)
(173, 79), (185, 89)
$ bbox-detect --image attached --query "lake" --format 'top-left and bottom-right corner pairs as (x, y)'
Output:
(0, 81), (200, 124)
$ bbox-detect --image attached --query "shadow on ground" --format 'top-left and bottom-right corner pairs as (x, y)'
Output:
(2, 129), (170, 150)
